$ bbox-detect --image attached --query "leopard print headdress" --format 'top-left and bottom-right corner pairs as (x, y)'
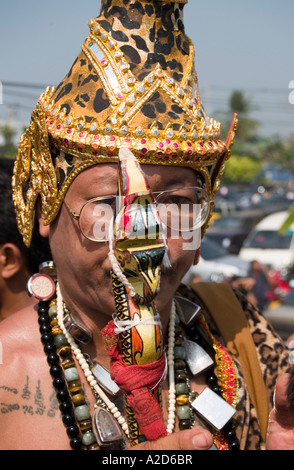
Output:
(13, 0), (237, 246)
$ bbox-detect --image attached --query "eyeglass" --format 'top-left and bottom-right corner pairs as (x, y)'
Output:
(63, 187), (212, 242)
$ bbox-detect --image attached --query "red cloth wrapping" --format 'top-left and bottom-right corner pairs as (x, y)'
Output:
(101, 320), (167, 441)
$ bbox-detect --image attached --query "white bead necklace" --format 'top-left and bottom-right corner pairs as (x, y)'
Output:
(56, 282), (178, 440)
(166, 300), (177, 434)
(56, 283), (129, 436)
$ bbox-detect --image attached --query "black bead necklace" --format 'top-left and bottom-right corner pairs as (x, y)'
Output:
(37, 299), (99, 450)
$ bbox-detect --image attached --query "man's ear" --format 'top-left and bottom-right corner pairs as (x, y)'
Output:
(36, 198), (50, 238)
(0, 243), (24, 279)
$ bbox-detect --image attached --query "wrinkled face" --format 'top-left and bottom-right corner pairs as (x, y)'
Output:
(47, 163), (202, 327)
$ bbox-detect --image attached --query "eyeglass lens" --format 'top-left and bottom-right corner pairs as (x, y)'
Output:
(78, 188), (210, 242)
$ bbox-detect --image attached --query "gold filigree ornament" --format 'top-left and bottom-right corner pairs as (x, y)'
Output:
(12, 103), (58, 247)
(12, 1), (238, 247)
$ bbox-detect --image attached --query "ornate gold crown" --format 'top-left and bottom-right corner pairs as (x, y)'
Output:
(13, 0), (237, 247)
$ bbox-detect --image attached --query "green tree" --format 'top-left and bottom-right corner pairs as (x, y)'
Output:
(0, 124), (17, 159)
(216, 90), (260, 148)
(223, 154), (263, 184)
(258, 134), (294, 171)
(228, 90), (260, 143)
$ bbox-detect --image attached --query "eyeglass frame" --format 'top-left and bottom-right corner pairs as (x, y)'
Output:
(63, 186), (213, 242)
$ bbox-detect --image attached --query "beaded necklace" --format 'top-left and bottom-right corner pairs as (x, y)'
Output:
(37, 281), (240, 450)
(56, 283), (178, 441)
(37, 298), (98, 449)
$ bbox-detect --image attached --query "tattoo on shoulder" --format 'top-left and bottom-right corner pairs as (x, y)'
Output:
(22, 376), (31, 400)
(0, 385), (17, 395)
(0, 376), (58, 418)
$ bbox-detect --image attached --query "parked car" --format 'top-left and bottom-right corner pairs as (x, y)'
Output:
(264, 287), (294, 340)
(182, 237), (250, 283)
(239, 211), (294, 270)
(206, 209), (266, 254)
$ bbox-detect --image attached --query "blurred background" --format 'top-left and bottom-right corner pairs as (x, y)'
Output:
(0, 0), (293, 337)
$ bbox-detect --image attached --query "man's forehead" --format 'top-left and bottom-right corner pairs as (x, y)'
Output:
(74, 162), (201, 185)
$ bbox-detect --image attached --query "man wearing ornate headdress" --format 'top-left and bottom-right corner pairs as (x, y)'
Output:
(0, 0), (292, 451)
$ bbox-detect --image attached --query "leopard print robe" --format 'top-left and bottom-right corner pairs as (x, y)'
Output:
(178, 283), (290, 450)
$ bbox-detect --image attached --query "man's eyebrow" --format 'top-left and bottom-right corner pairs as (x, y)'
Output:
(82, 173), (117, 193)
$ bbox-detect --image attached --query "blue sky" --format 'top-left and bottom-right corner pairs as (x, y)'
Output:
(0, 0), (293, 139)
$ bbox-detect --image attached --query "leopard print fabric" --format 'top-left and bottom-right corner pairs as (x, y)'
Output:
(53, 0), (192, 129)
(178, 283), (290, 450)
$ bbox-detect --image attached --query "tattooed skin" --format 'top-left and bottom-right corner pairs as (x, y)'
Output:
(0, 376), (58, 418)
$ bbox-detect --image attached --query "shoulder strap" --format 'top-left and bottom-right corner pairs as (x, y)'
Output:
(191, 282), (269, 442)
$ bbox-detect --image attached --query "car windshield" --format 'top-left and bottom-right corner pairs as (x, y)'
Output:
(245, 230), (293, 249)
(201, 238), (227, 260)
